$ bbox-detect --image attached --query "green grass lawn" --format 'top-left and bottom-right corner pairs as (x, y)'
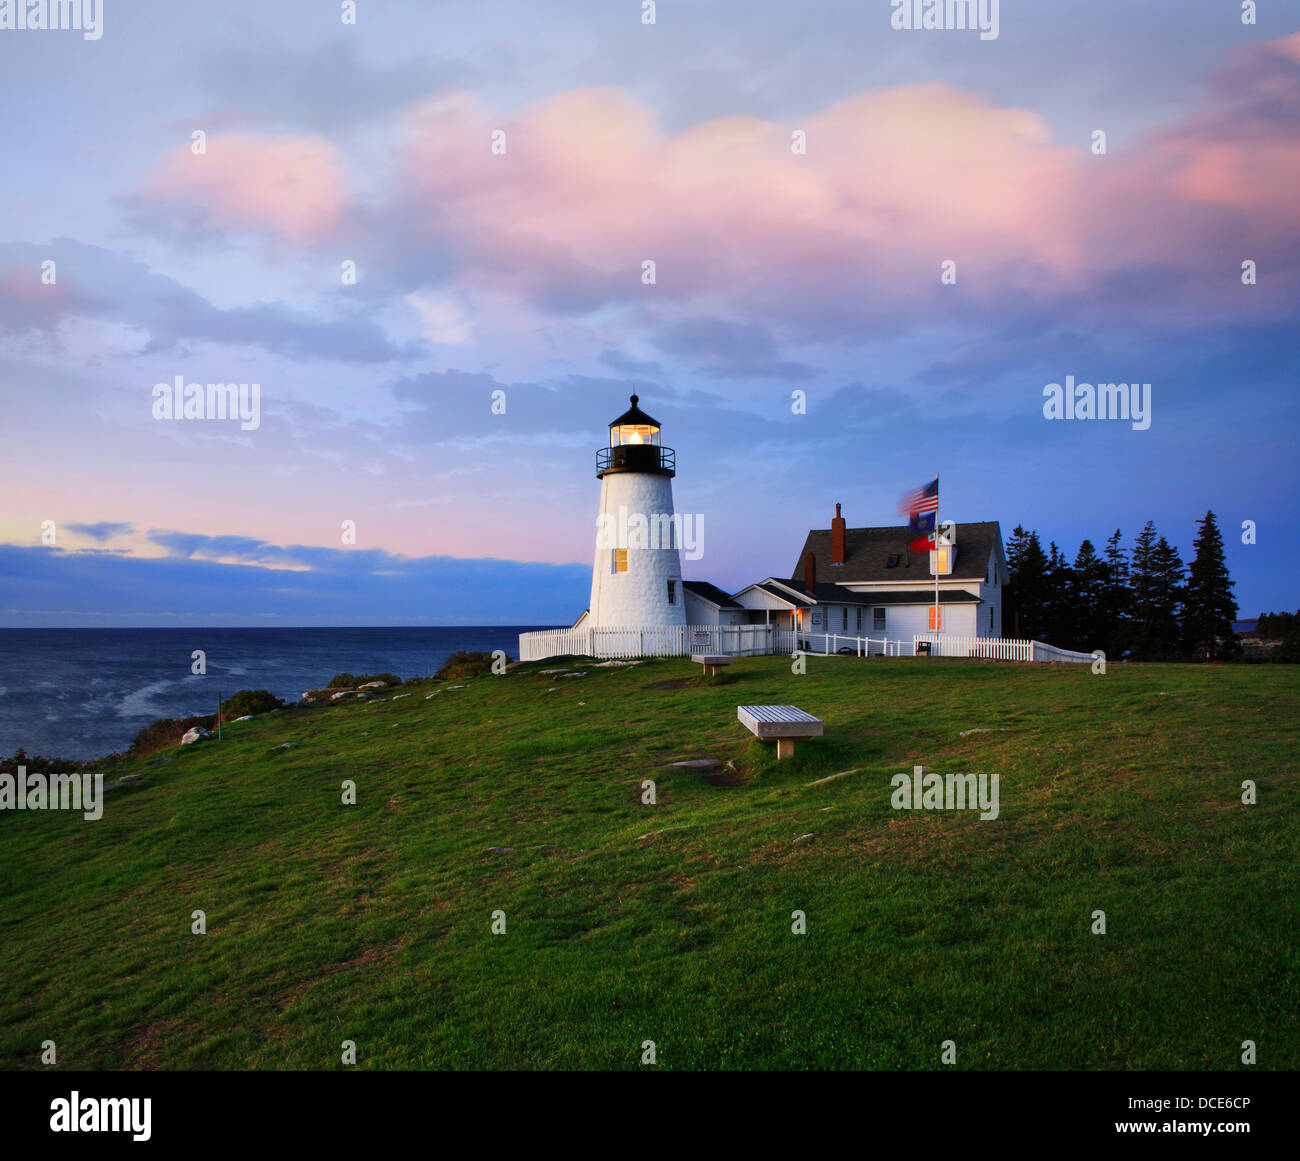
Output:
(2, 656), (1297, 1070)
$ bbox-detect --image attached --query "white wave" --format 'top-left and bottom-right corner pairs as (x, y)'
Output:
(118, 679), (176, 719)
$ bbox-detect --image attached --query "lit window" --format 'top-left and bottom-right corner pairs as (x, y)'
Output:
(929, 606), (943, 631)
(611, 424), (660, 447)
(613, 549), (628, 573)
(932, 547), (951, 574)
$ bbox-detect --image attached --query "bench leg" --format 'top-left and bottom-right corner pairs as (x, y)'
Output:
(776, 737), (794, 760)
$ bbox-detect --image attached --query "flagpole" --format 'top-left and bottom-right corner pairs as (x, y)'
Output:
(934, 473), (940, 642)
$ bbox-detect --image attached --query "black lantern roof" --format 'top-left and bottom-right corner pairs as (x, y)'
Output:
(609, 394), (660, 429)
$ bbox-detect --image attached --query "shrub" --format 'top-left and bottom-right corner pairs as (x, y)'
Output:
(433, 651), (507, 681)
(326, 672), (401, 689)
(0, 747), (100, 775)
(222, 689), (284, 717)
(129, 714), (216, 758)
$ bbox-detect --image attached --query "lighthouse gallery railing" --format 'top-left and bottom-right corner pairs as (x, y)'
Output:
(595, 444), (675, 475)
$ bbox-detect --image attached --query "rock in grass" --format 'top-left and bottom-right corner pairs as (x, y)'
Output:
(181, 727), (210, 745)
(234, 715), (255, 721)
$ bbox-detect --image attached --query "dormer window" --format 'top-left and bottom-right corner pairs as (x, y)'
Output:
(886, 553), (900, 568)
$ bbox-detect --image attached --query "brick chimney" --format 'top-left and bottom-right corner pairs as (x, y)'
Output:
(803, 550), (817, 592)
(831, 502), (846, 565)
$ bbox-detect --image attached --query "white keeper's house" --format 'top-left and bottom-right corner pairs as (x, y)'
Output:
(519, 395), (1077, 662)
(727, 506), (1008, 643)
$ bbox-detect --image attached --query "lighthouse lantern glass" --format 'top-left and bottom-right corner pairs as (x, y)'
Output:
(610, 423), (659, 447)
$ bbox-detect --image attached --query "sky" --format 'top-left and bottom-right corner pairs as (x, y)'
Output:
(1, 0), (1297, 626)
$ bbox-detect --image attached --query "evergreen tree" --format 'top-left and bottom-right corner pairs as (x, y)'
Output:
(1131, 524), (1185, 659)
(1182, 510), (1240, 660)
(1258, 611), (1300, 663)
(1069, 539), (1105, 651)
(1043, 541), (1073, 645)
(1099, 529), (1131, 657)
(1006, 526), (1048, 639)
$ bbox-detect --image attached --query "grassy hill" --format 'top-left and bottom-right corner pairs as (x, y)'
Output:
(2, 656), (1297, 1070)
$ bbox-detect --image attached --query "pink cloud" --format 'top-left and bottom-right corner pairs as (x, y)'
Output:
(392, 82), (1088, 323)
(135, 132), (347, 243)
(388, 38), (1300, 332)
(123, 35), (1300, 337)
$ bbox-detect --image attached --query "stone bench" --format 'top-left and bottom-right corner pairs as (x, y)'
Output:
(737, 705), (824, 760)
(691, 653), (733, 677)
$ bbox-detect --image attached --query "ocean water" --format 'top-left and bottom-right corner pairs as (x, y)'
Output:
(0, 627), (557, 761)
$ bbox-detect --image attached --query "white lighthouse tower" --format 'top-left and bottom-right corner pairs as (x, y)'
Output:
(588, 395), (687, 630)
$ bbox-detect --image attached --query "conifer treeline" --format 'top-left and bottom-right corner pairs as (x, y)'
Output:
(1005, 510), (1240, 661)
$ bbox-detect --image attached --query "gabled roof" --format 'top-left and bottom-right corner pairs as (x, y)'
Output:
(682, 580), (744, 610)
(794, 521), (1002, 583)
(773, 578), (873, 606)
(734, 581), (812, 609)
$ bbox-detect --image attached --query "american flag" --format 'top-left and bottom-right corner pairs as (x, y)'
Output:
(900, 477), (938, 522)
(900, 477), (938, 551)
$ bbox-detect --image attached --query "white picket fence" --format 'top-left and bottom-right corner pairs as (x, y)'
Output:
(912, 633), (1033, 661)
(799, 633), (909, 657)
(911, 634), (1095, 663)
(518, 624), (794, 662)
(519, 624), (1096, 664)
(1027, 640), (1098, 664)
